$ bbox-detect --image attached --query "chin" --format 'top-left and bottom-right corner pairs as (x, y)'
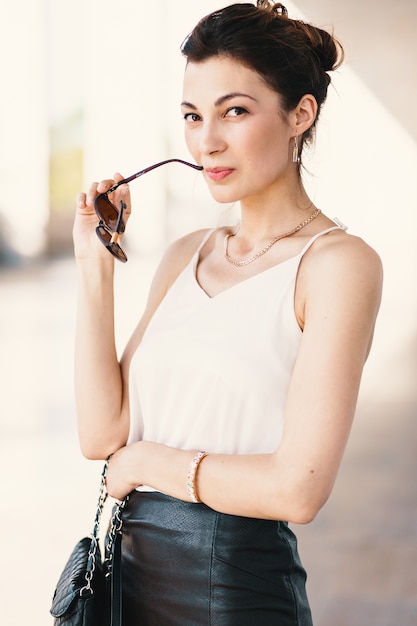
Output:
(205, 184), (241, 205)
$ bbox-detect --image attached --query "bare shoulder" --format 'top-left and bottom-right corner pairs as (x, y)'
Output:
(142, 228), (212, 308)
(157, 228), (212, 286)
(296, 229), (383, 329)
(165, 228), (212, 259)
(301, 229), (383, 286)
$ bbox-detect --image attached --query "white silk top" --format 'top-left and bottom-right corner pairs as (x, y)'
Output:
(128, 223), (345, 455)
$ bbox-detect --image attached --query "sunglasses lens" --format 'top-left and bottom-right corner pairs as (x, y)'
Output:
(96, 224), (128, 263)
(94, 195), (126, 233)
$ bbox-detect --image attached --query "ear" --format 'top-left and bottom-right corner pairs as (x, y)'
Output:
(292, 94), (318, 136)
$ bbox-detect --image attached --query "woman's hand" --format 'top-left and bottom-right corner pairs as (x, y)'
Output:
(73, 172), (131, 262)
(106, 443), (142, 500)
(105, 441), (196, 502)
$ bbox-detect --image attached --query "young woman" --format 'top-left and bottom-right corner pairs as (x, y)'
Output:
(74, 2), (383, 624)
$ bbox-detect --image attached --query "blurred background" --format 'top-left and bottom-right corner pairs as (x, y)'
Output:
(0, 1), (416, 624)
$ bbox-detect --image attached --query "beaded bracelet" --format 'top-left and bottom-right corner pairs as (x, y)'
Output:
(186, 450), (207, 503)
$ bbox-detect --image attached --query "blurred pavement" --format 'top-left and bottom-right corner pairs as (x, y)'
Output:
(0, 255), (416, 626)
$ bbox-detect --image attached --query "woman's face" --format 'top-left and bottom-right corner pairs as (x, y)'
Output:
(181, 56), (294, 205)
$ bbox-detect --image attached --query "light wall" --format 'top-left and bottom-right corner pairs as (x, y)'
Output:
(0, 0), (49, 256)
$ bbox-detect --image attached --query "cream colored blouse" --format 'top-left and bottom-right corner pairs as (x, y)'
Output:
(128, 223), (345, 456)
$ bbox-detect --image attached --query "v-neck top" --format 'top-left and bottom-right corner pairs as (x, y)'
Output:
(128, 221), (346, 455)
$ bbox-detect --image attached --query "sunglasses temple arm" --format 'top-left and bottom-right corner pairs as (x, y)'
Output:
(110, 202), (126, 245)
(116, 202), (125, 233)
(106, 159), (203, 194)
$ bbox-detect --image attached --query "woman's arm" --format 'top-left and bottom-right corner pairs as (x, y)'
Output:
(74, 175), (210, 459)
(105, 233), (383, 524)
(74, 175), (131, 458)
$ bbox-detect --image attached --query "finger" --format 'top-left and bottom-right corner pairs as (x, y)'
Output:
(96, 178), (117, 194)
(113, 171), (125, 183)
(84, 174), (128, 208)
(111, 173), (131, 215)
(77, 192), (87, 209)
(86, 181), (99, 206)
(112, 174), (130, 206)
(117, 183), (131, 207)
(76, 191), (96, 218)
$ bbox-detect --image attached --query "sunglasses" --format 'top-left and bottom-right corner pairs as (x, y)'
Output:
(94, 158), (203, 262)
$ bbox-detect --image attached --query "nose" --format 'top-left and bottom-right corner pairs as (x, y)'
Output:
(198, 119), (227, 156)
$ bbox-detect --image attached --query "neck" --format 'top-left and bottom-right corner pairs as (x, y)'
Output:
(236, 184), (314, 241)
(224, 207), (321, 268)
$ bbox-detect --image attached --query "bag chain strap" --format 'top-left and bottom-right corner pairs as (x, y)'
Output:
(80, 459), (127, 596)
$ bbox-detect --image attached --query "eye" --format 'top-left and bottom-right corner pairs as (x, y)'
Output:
(225, 106), (248, 117)
(183, 112), (201, 123)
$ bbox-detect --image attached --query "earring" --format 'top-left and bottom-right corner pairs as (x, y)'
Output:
(292, 134), (300, 163)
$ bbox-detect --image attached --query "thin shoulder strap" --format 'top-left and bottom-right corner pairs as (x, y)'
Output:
(299, 218), (348, 258)
(195, 227), (216, 255)
(176, 228), (216, 280)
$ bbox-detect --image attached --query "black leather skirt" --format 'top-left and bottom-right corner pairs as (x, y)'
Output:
(119, 490), (312, 625)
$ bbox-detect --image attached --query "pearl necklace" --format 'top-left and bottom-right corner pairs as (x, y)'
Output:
(223, 208), (321, 267)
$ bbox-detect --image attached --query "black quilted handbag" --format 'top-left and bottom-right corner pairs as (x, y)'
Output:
(50, 461), (126, 626)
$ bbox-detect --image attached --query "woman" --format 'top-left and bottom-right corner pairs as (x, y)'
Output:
(74, 2), (382, 624)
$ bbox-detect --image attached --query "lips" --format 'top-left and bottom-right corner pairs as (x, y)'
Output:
(205, 167), (235, 181)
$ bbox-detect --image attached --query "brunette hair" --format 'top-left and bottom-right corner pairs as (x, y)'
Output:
(181, 1), (344, 150)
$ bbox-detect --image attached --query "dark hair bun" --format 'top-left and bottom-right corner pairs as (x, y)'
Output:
(257, 0), (343, 73)
(297, 22), (344, 73)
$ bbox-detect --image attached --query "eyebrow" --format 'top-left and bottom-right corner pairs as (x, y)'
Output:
(181, 92), (258, 109)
